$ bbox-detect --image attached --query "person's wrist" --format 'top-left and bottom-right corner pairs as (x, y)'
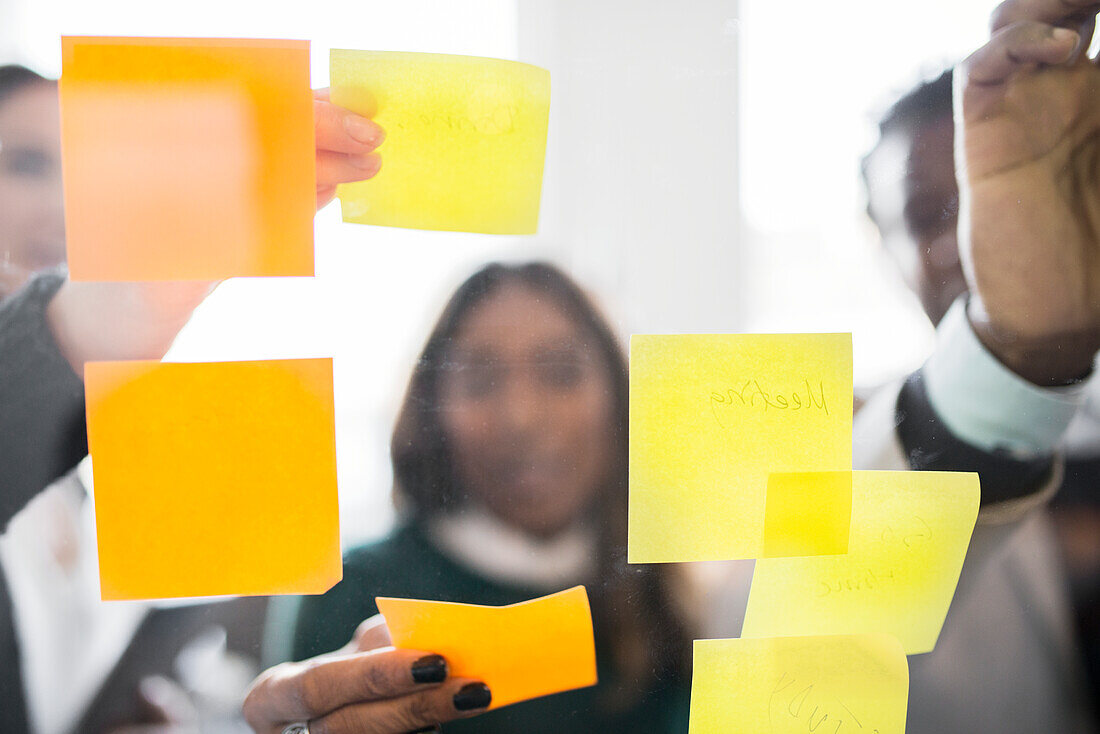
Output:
(45, 280), (89, 377)
(966, 296), (1099, 386)
(45, 280), (216, 377)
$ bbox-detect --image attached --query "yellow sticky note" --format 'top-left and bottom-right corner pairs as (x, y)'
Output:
(689, 635), (909, 734)
(628, 334), (853, 562)
(85, 359), (341, 600)
(763, 471), (852, 557)
(60, 37), (316, 281)
(743, 471), (980, 654)
(377, 586), (597, 709)
(330, 49), (550, 234)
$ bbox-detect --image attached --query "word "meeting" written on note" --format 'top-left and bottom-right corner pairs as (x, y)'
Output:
(710, 378), (829, 426)
(629, 333), (852, 562)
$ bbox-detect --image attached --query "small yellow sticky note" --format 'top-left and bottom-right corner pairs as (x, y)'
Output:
(377, 586), (597, 709)
(689, 635), (909, 734)
(330, 49), (550, 234)
(763, 471), (852, 557)
(85, 359), (341, 600)
(743, 471), (980, 654)
(628, 334), (853, 563)
(60, 37), (316, 281)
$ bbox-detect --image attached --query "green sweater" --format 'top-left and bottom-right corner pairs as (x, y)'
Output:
(284, 523), (689, 733)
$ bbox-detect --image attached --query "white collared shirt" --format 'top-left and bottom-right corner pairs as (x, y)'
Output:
(429, 507), (597, 590)
(0, 458), (149, 734)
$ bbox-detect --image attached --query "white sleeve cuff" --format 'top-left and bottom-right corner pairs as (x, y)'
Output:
(923, 298), (1088, 457)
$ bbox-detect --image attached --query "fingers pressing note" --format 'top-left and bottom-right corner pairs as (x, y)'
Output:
(989, 0), (1100, 33)
(307, 679), (491, 734)
(352, 615), (395, 653)
(314, 98), (385, 155)
(963, 21), (1079, 88)
(313, 92), (385, 210)
(317, 150), (382, 185)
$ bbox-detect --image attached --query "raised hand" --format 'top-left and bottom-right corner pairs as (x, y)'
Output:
(313, 88), (384, 210)
(957, 0), (1100, 383)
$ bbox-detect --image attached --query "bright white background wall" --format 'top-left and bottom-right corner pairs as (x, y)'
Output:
(738, 0), (995, 385)
(0, 0), (17, 56)
(1, 0), (1001, 543)
(518, 0), (742, 336)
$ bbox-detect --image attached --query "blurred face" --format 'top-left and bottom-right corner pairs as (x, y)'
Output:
(865, 115), (966, 326)
(438, 282), (617, 538)
(0, 82), (65, 300)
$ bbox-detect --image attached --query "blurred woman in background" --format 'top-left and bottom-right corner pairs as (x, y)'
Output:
(282, 262), (694, 733)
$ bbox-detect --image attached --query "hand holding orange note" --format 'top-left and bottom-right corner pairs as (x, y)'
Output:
(330, 50), (550, 234)
(376, 586), (597, 709)
(85, 358), (341, 600)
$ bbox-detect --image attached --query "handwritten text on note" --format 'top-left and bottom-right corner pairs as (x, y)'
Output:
(743, 470), (979, 654)
(330, 49), (550, 235)
(629, 333), (853, 562)
(689, 635), (909, 734)
(710, 378), (829, 426)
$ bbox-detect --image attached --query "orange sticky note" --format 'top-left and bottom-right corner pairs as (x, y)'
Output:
(60, 37), (315, 281)
(85, 359), (341, 600)
(377, 586), (597, 709)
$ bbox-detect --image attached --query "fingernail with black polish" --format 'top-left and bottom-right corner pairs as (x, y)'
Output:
(453, 682), (492, 711)
(411, 654), (448, 684)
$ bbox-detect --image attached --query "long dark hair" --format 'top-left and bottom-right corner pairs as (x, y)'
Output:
(391, 262), (691, 705)
(0, 65), (51, 107)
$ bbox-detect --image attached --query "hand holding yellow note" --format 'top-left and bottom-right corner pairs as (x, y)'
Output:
(629, 334), (853, 562)
(330, 50), (550, 234)
(85, 359), (341, 600)
(376, 586), (597, 709)
(689, 635), (909, 734)
(743, 470), (980, 654)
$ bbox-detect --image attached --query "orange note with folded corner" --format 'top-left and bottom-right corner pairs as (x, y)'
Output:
(377, 586), (597, 709)
(60, 36), (315, 281)
(84, 358), (341, 600)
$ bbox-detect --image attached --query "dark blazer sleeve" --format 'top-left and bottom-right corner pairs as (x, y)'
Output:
(0, 272), (87, 531)
(0, 272), (85, 734)
(895, 370), (1056, 507)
